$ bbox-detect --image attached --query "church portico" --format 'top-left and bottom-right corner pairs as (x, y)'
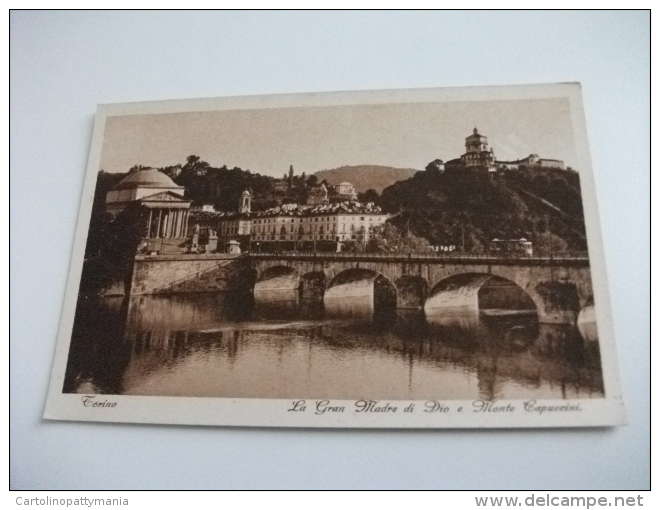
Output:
(105, 167), (193, 254)
(141, 193), (191, 239)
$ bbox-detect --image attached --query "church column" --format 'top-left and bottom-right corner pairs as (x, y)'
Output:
(165, 210), (172, 238)
(182, 210), (189, 238)
(162, 211), (168, 238)
(146, 209), (153, 238)
(172, 210), (179, 238)
(157, 210), (163, 238)
(176, 210), (183, 238)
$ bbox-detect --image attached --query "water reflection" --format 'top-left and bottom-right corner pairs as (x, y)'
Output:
(64, 293), (604, 400)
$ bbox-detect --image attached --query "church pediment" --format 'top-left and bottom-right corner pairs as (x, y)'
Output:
(139, 191), (188, 203)
(139, 191), (191, 209)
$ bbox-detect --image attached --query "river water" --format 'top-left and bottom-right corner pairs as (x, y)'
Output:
(63, 293), (604, 400)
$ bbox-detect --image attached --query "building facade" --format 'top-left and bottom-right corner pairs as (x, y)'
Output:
(216, 194), (389, 252)
(105, 167), (192, 245)
(306, 183), (329, 205)
(497, 153), (566, 171)
(330, 181), (358, 201)
(460, 127), (497, 172)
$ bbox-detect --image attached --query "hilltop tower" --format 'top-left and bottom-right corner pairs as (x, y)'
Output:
(461, 127), (496, 171)
(239, 189), (252, 214)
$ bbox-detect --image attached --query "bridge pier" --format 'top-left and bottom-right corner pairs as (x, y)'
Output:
(299, 272), (326, 303)
(533, 281), (581, 324)
(395, 276), (428, 309)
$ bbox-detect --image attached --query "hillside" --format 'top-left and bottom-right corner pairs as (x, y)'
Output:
(314, 165), (418, 193)
(379, 166), (586, 254)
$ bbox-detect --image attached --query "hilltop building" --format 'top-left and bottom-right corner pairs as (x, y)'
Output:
(330, 181), (358, 201)
(307, 183), (329, 205)
(461, 127), (497, 172)
(437, 128), (566, 175)
(496, 154), (566, 171)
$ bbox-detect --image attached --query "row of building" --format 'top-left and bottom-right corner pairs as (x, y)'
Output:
(214, 190), (389, 252)
(104, 167), (388, 253)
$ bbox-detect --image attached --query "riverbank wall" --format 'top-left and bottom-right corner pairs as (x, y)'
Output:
(128, 253), (250, 295)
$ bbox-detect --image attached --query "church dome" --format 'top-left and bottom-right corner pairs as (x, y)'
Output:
(114, 168), (180, 190)
(466, 127), (487, 141)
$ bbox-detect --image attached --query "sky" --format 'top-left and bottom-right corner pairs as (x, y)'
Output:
(99, 97), (578, 176)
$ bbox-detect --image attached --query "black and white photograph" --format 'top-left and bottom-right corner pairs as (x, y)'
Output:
(42, 84), (624, 428)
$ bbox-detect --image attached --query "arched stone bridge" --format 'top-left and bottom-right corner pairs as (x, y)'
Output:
(248, 252), (594, 324)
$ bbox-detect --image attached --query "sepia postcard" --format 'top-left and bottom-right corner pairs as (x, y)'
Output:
(43, 83), (625, 428)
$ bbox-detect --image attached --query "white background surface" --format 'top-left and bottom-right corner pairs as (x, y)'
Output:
(10, 10), (649, 489)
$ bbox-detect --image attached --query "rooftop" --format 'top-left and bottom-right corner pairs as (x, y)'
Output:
(114, 168), (181, 190)
(212, 201), (386, 219)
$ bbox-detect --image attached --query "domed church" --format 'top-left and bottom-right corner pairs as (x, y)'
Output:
(105, 167), (192, 239)
(461, 127), (496, 171)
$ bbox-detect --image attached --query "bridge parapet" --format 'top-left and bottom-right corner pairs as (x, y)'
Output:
(246, 252), (590, 267)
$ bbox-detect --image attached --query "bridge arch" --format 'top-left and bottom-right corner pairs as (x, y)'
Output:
(257, 265), (298, 282)
(253, 265), (300, 309)
(425, 273), (539, 319)
(324, 268), (397, 318)
(247, 254), (593, 325)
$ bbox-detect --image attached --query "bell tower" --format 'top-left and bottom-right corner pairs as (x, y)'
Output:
(239, 189), (251, 214)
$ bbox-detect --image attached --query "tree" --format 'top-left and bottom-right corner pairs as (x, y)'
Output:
(78, 202), (147, 295)
(425, 159), (444, 174)
(534, 232), (569, 256)
(160, 164), (182, 179)
(358, 188), (380, 204)
(366, 222), (433, 254)
(181, 154), (210, 176)
(128, 164), (148, 173)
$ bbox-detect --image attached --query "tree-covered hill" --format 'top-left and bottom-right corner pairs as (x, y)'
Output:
(168, 155), (280, 211)
(379, 166), (586, 255)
